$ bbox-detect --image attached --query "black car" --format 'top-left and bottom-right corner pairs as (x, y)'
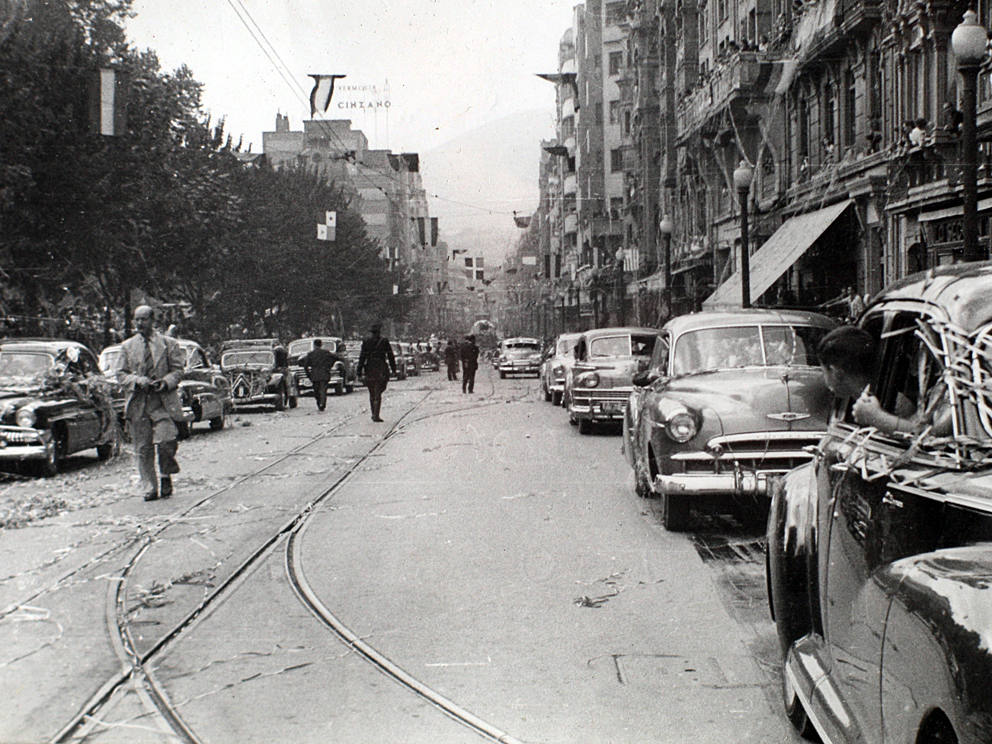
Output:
(219, 338), (298, 411)
(0, 339), (119, 475)
(766, 263), (992, 744)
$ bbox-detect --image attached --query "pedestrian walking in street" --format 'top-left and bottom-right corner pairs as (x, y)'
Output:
(444, 338), (459, 380)
(113, 305), (185, 501)
(460, 334), (480, 394)
(301, 339), (339, 411)
(357, 322), (396, 421)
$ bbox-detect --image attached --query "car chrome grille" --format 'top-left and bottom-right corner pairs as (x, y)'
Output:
(669, 431), (824, 474)
(572, 388), (631, 402)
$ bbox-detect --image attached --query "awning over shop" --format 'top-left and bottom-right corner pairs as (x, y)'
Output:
(702, 199), (853, 310)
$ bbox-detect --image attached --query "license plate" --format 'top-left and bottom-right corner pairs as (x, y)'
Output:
(598, 401), (622, 414)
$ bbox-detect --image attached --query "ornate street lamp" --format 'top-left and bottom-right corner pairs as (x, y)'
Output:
(952, 9), (989, 263)
(659, 215), (674, 317)
(733, 160), (754, 307)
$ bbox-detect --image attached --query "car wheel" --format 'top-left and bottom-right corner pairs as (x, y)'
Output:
(209, 416), (225, 431)
(633, 454), (654, 498)
(334, 382), (344, 396)
(578, 418), (593, 435)
(499, 371), (506, 379)
(176, 421), (191, 440)
(274, 388), (286, 411)
(543, 382), (552, 402)
(551, 390), (562, 406)
(345, 383), (353, 394)
(782, 669), (817, 739)
(662, 492), (690, 531)
(288, 395), (298, 409)
(96, 440), (118, 461)
(40, 438), (61, 477)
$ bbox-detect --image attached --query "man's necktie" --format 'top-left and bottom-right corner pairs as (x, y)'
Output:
(143, 337), (154, 378)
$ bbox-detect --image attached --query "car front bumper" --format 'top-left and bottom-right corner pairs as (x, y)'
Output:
(232, 392), (279, 407)
(655, 470), (771, 497)
(499, 362), (541, 374)
(569, 389), (630, 421)
(0, 426), (53, 461)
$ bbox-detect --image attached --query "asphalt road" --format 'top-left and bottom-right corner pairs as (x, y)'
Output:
(0, 366), (800, 743)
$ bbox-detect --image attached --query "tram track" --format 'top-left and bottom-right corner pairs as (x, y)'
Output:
(51, 382), (531, 743)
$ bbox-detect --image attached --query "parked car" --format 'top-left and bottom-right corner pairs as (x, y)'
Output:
(566, 326), (659, 434)
(219, 339), (298, 411)
(622, 310), (834, 530)
(766, 264), (992, 744)
(496, 337), (543, 378)
(418, 344), (440, 372)
(389, 341), (408, 380)
(287, 336), (355, 396)
(540, 332), (582, 405)
(399, 342), (421, 377)
(0, 338), (119, 475)
(100, 338), (233, 437)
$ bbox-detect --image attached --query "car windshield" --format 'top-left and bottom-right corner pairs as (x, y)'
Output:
(588, 334), (654, 358)
(287, 340), (312, 356)
(505, 341), (540, 351)
(671, 324), (826, 375)
(0, 351), (54, 381)
(556, 338), (577, 356)
(222, 350), (274, 367)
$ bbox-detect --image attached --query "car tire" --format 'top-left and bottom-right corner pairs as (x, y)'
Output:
(633, 454), (653, 499)
(289, 395), (298, 409)
(334, 382), (344, 395)
(578, 418), (593, 435)
(40, 437), (62, 477)
(551, 390), (562, 406)
(96, 440), (117, 461)
(209, 416), (225, 431)
(662, 492), (690, 531)
(499, 371), (506, 379)
(345, 383), (353, 394)
(275, 388), (286, 412)
(543, 382), (552, 401)
(783, 668), (817, 739)
(176, 421), (191, 440)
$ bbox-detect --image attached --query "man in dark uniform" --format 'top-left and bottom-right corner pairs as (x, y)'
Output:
(301, 339), (340, 412)
(444, 338), (459, 381)
(460, 334), (480, 394)
(357, 322), (396, 421)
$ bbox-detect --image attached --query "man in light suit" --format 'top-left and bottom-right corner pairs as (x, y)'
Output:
(114, 305), (186, 501)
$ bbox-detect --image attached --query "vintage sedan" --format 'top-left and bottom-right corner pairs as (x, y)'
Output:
(566, 326), (659, 433)
(389, 341), (408, 380)
(621, 310), (834, 530)
(398, 342), (421, 377)
(220, 339), (298, 411)
(766, 264), (992, 744)
(497, 337), (543, 378)
(287, 336), (355, 396)
(100, 338), (232, 436)
(0, 339), (119, 475)
(540, 332), (582, 405)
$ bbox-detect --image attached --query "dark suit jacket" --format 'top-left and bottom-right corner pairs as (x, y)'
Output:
(357, 335), (396, 379)
(302, 347), (339, 382)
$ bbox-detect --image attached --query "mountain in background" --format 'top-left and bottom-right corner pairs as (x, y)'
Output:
(422, 109), (554, 267)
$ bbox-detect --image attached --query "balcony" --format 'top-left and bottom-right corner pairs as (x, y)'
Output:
(564, 212), (578, 234)
(676, 52), (766, 138)
(564, 173), (577, 195)
(835, 0), (881, 35)
(591, 216), (624, 236)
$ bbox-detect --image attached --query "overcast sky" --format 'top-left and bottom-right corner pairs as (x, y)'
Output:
(125, 0), (577, 154)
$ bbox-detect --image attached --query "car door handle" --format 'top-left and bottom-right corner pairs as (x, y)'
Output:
(830, 461), (854, 473)
(882, 492), (904, 509)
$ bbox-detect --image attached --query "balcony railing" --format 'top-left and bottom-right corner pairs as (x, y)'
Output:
(676, 52), (765, 136)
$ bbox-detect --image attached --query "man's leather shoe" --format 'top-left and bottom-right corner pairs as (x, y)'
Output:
(159, 476), (173, 498)
(143, 491), (159, 501)
(372, 416), (384, 422)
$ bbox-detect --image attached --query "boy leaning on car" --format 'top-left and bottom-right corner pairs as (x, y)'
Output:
(113, 305), (186, 501)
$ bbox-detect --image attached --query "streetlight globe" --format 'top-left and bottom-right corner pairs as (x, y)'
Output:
(659, 215), (674, 235)
(952, 9), (988, 68)
(733, 160), (754, 192)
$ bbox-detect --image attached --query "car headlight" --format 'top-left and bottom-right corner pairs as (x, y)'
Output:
(16, 408), (37, 428)
(577, 372), (600, 388)
(665, 412), (698, 443)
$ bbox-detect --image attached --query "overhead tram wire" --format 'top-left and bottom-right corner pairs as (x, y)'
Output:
(220, 0), (524, 219)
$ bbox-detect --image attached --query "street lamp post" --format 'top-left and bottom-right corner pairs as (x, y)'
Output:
(952, 9), (989, 263)
(659, 215), (674, 318)
(733, 161), (754, 308)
